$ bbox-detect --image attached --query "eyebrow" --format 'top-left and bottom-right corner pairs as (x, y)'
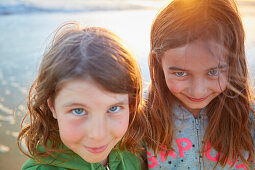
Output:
(168, 64), (228, 71)
(62, 99), (129, 108)
(209, 64), (228, 70)
(168, 66), (188, 71)
(109, 101), (129, 107)
(63, 102), (87, 108)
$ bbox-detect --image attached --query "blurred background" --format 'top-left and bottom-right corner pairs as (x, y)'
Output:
(0, 0), (255, 169)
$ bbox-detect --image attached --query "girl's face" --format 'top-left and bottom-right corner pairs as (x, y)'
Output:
(161, 41), (228, 116)
(48, 79), (129, 165)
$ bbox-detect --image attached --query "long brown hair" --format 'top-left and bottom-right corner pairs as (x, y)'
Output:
(146, 0), (254, 168)
(18, 22), (147, 160)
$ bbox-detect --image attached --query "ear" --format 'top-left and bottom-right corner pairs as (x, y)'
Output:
(151, 51), (160, 63)
(47, 98), (57, 119)
(151, 51), (157, 57)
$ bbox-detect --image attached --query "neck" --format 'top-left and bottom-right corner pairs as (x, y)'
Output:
(100, 156), (109, 167)
(176, 100), (202, 118)
(188, 108), (201, 118)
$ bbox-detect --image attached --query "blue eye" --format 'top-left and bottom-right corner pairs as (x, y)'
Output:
(72, 108), (86, 116)
(208, 70), (219, 76)
(175, 72), (187, 77)
(108, 106), (121, 113)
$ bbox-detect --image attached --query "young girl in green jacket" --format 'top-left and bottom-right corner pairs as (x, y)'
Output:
(17, 22), (147, 170)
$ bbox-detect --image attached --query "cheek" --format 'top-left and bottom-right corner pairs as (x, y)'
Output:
(165, 78), (185, 94)
(57, 118), (84, 144)
(212, 74), (228, 93)
(110, 114), (129, 139)
(218, 79), (227, 92)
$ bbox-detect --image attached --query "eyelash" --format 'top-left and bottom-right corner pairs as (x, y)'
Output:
(208, 69), (219, 76)
(71, 108), (87, 116)
(174, 70), (221, 78)
(70, 106), (122, 116)
(107, 106), (122, 114)
(174, 72), (187, 77)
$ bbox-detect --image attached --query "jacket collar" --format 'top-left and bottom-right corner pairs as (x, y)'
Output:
(173, 103), (207, 120)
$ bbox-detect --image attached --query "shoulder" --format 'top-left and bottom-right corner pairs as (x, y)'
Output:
(22, 158), (63, 170)
(118, 149), (140, 163)
(122, 150), (140, 161)
(249, 102), (255, 121)
(21, 150), (91, 170)
(249, 102), (255, 138)
(109, 149), (141, 170)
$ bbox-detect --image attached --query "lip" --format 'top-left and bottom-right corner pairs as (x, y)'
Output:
(84, 144), (108, 153)
(186, 96), (208, 102)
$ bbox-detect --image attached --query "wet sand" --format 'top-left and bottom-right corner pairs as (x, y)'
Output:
(0, 1), (255, 170)
(0, 9), (156, 170)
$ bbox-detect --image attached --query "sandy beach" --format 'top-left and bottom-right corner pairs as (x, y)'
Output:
(0, 0), (255, 169)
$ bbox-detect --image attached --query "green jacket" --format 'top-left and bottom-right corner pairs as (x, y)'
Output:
(22, 148), (141, 170)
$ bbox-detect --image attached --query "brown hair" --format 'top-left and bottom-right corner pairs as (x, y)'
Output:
(18, 22), (147, 160)
(146, 0), (254, 168)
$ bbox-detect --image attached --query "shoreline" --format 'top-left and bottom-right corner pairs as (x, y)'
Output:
(0, 2), (255, 169)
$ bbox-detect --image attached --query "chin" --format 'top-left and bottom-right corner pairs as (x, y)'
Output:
(190, 104), (207, 109)
(184, 102), (208, 110)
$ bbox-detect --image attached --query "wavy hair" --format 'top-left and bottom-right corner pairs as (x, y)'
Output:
(146, 0), (254, 168)
(17, 22), (147, 160)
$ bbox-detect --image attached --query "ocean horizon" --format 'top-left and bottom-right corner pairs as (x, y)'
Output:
(0, 0), (255, 169)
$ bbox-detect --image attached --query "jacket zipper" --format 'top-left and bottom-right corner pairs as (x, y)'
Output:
(195, 118), (202, 170)
(105, 165), (110, 170)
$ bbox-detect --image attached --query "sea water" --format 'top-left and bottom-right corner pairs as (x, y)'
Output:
(0, 0), (254, 169)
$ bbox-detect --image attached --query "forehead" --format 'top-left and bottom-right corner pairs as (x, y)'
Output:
(162, 41), (228, 69)
(55, 79), (129, 105)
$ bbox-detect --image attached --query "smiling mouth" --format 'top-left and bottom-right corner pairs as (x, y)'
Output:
(187, 96), (208, 102)
(84, 144), (108, 153)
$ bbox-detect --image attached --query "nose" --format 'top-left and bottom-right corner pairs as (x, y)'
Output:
(87, 115), (107, 141)
(189, 77), (208, 98)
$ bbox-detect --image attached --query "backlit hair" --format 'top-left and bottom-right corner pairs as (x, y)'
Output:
(146, 0), (254, 168)
(18, 22), (147, 160)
